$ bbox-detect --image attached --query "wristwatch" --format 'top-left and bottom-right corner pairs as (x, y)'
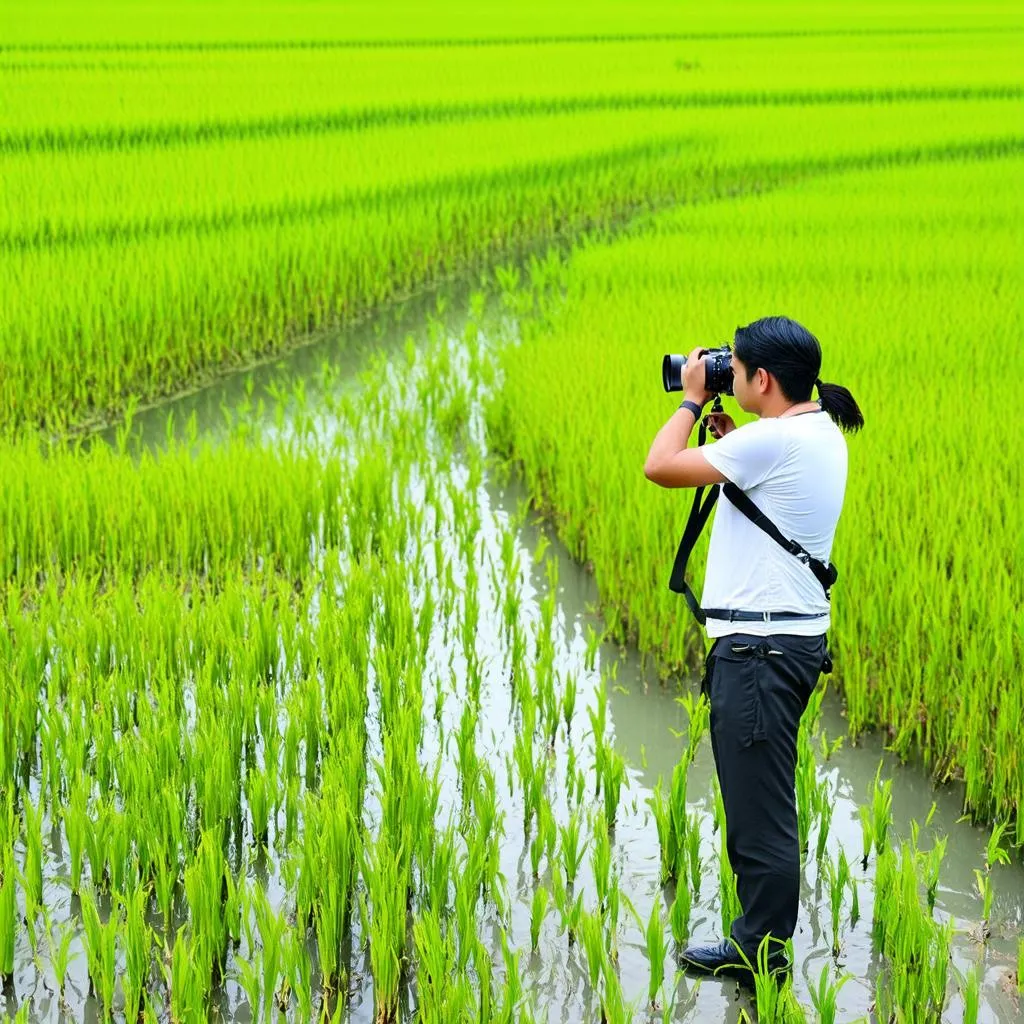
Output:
(679, 399), (704, 420)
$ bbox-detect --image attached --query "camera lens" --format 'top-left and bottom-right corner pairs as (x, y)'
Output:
(662, 354), (685, 392)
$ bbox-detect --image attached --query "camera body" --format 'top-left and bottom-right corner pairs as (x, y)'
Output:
(662, 346), (734, 396)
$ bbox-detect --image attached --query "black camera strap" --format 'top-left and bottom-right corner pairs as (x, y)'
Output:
(668, 412), (838, 626)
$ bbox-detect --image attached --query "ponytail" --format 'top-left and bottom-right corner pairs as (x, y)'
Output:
(816, 379), (864, 434)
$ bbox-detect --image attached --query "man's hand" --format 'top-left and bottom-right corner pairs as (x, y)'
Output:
(682, 346), (714, 408)
(706, 412), (736, 440)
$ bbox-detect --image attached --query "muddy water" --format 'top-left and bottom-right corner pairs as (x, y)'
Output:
(56, 284), (1024, 1023)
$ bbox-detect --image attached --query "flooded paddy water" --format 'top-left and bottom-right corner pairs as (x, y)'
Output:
(10, 280), (1023, 1024)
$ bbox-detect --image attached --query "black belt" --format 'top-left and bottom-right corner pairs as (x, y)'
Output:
(702, 608), (828, 623)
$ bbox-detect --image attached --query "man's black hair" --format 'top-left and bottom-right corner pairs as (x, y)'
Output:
(733, 316), (864, 434)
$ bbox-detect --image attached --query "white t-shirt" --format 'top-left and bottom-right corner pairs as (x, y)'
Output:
(699, 410), (847, 638)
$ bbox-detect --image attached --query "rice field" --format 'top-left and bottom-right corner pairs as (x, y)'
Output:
(2, 3), (1022, 434)
(2, 304), (1022, 1022)
(2, 1), (1023, 1021)
(487, 154), (1024, 839)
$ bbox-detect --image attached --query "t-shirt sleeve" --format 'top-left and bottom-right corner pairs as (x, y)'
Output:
(700, 420), (788, 491)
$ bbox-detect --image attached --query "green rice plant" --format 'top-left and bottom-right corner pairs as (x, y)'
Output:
(19, 790), (44, 929)
(559, 809), (586, 890)
(250, 884), (290, 1023)
(454, 699), (481, 803)
(0, 843), (15, 981)
(529, 796), (555, 880)
(245, 765), (272, 849)
(646, 783), (674, 884)
(822, 848), (850, 957)
(235, 950), (263, 1024)
(84, 795), (112, 892)
(561, 669), (578, 735)
(795, 725), (819, 859)
(598, 960), (635, 1024)
(685, 811), (703, 897)
(676, 691), (710, 766)
(590, 810), (613, 912)
(600, 746), (627, 828)
(575, 909), (605, 990)
(669, 881), (692, 949)
(413, 906), (454, 1023)
(872, 841), (955, 1020)
(870, 765), (894, 859)
(984, 820), (1012, 870)
(1017, 937), (1023, 994)
(529, 886), (549, 951)
(43, 910), (78, 1001)
(63, 778), (89, 895)
(955, 960), (983, 1024)
(473, 937), (495, 1021)
(79, 886), (117, 1018)
(453, 858), (479, 974)
(858, 804), (874, 872)
(495, 934), (523, 1023)
(642, 899), (668, 1009)
(168, 927), (207, 1024)
(153, 848), (179, 938)
(183, 828), (232, 980)
(718, 824), (742, 937)
(808, 961), (851, 1024)
(921, 834), (947, 914)
(814, 779), (835, 864)
(122, 881), (154, 1021)
(973, 869), (994, 938)
(587, 684), (608, 793)
(361, 833), (407, 1023)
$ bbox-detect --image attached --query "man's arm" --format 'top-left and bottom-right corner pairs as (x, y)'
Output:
(644, 404), (728, 488)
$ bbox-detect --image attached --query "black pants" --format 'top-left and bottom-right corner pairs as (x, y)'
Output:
(701, 631), (827, 959)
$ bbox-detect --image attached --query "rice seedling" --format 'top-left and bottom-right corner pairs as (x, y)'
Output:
(79, 886), (117, 1017)
(183, 828), (233, 982)
(558, 810), (586, 890)
(0, 843), (15, 982)
(576, 909), (605, 990)
(599, 747), (627, 829)
(821, 848), (850, 957)
(122, 881), (154, 1021)
(973, 869), (995, 939)
(19, 792), (44, 930)
(733, 937), (805, 1023)
(717, 826), (742, 938)
(1017, 937), (1023, 994)
(362, 831), (410, 1023)
(668, 881), (692, 949)
(869, 765), (894, 860)
(872, 840), (956, 1020)
(42, 911), (77, 1003)
(808, 961), (851, 1024)
(168, 927), (207, 1024)
(955, 960), (983, 1024)
(641, 899), (668, 1009)
(598, 961), (635, 1024)
(250, 885), (290, 1023)
(921, 835), (947, 914)
(529, 886), (549, 952)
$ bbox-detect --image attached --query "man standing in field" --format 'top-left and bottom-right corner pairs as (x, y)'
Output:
(643, 316), (863, 981)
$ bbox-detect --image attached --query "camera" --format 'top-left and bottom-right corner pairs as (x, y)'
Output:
(662, 346), (734, 396)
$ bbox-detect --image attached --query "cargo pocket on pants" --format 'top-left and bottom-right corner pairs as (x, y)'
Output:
(710, 641), (768, 748)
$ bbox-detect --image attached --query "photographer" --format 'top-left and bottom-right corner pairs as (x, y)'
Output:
(643, 315), (863, 981)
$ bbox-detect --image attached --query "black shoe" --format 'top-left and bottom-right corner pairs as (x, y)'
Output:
(679, 938), (791, 983)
